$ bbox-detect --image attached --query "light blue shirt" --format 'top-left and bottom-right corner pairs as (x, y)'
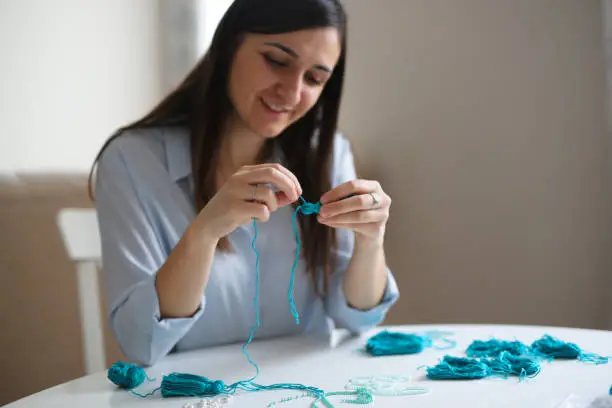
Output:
(94, 125), (400, 366)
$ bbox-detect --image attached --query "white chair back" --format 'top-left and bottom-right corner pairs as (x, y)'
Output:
(56, 208), (105, 375)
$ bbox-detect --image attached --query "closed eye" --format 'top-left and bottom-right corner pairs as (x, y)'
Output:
(305, 72), (323, 86)
(262, 53), (288, 68)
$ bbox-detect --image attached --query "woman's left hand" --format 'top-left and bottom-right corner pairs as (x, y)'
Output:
(317, 179), (391, 244)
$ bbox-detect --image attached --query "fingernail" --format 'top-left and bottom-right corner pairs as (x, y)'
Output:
(320, 194), (328, 204)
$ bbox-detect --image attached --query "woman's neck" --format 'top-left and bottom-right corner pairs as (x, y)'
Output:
(217, 116), (266, 184)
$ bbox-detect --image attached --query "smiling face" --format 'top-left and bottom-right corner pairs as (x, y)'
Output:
(227, 27), (342, 138)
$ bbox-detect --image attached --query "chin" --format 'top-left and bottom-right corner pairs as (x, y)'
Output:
(251, 121), (292, 139)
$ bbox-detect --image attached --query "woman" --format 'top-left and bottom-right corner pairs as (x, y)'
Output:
(92, 0), (399, 367)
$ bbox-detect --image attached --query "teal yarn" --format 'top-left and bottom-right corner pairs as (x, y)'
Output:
(425, 353), (541, 381)
(266, 388), (373, 408)
(106, 362), (328, 400)
(160, 373), (225, 397)
(529, 335), (609, 364)
(366, 331), (430, 356)
(425, 356), (492, 380)
(107, 361), (151, 390)
(242, 195), (321, 379)
(365, 330), (456, 356)
(106, 195), (330, 402)
(484, 351), (541, 380)
(423, 334), (608, 383)
(288, 196), (322, 324)
(466, 339), (529, 358)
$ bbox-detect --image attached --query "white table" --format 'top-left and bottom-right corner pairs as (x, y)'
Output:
(6, 324), (612, 408)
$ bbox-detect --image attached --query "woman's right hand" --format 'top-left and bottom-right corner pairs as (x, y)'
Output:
(197, 163), (302, 241)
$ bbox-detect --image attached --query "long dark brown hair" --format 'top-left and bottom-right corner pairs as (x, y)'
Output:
(89, 0), (348, 294)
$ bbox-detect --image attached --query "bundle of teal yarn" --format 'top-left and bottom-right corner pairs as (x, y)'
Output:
(107, 361), (152, 390)
(422, 334), (608, 381)
(365, 330), (457, 356)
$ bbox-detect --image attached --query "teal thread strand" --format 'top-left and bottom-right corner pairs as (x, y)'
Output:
(239, 218), (262, 383)
(242, 197), (321, 381)
(289, 206), (302, 324)
(288, 197), (321, 324)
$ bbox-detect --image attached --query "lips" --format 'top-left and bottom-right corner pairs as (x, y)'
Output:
(260, 97), (291, 114)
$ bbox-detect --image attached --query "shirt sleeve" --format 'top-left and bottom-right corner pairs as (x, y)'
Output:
(95, 134), (205, 366)
(324, 133), (400, 334)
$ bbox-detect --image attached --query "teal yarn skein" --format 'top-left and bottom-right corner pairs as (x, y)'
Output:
(425, 356), (492, 380)
(365, 330), (456, 356)
(466, 339), (529, 358)
(484, 351), (541, 380)
(529, 335), (609, 364)
(366, 331), (430, 356)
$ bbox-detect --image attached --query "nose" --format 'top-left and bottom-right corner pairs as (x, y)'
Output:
(277, 72), (302, 107)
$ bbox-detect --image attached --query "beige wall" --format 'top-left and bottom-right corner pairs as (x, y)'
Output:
(2, 0), (611, 406)
(0, 177), (125, 405)
(339, 0), (612, 329)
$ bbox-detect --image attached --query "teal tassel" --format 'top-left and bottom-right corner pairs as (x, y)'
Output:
(466, 339), (529, 358)
(426, 356), (492, 380)
(160, 373), (225, 397)
(107, 361), (150, 389)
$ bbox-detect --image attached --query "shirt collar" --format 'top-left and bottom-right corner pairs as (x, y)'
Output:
(163, 126), (192, 182)
(164, 127), (287, 183)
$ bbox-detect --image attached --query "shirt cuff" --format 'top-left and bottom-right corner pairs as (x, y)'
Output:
(326, 267), (400, 335)
(110, 277), (206, 366)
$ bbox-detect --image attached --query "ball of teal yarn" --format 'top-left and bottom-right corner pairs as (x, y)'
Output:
(426, 356), (491, 380)
(161, 373), (226, 397)
(530, 335), (581, 360)
(107, 361), (147, 389)
(466, 339), (529, 358)
(366, 330), (431, 356)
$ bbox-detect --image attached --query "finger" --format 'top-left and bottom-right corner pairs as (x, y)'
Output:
(274, 191), (294, 208)
(241, 163), (302, 197)
(239, 166), (299, 201)
(239, 201), (270, 223)
(238, 183), (278, 212)
(319, 194), (375, 219)
(320, 179), (379, 204)
(264, 163), (303, 196)
(318, 209), (387, 224)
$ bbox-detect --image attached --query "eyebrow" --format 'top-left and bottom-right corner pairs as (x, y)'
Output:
(263, 42), (332, 73)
